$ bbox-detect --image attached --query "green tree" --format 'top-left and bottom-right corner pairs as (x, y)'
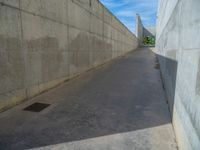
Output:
(143, 36), (155, 45)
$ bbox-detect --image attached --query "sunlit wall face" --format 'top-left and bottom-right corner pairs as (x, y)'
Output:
(156, 0), (200, 149)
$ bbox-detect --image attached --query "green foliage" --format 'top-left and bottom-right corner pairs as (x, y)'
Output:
(143, 36), (155, 45)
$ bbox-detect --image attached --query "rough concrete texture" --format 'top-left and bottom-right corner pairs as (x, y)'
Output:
(0, 0), (138, 112)
(0, 48), (177, 150)
(156, 0), (200, 149)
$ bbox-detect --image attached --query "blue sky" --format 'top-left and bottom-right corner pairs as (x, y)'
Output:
(100, 0), (158, 33)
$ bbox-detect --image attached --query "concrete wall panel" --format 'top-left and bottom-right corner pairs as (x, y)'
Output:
(103, 8), (112, 24)
(0, 0), (20, 8)
(21, 0), (68, 24)
(179, 0), (200, 50)
(0, 6), (24, 94)
(22, 12), (69, 85)
(90, 15), (103, 36)
(103, 23), (112, 38)
(156, 0), (200, 149)
(0, 0), (138, 112)
(68, 0), (90, 32)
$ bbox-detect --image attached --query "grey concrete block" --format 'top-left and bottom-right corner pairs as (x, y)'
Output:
(90, 0), (104, 19)
(21, 12), (68, 51)
(0, 51), (25, 94)
(173, 95), (195, 150)
(112, 28), (118, 41)
(90, 15), (103, 36)
(98, 3), (104, 19)
(103, 23), (112, 38)
(91, 0), (99, 15)
(0, 0), (138, 112)
(69, 51), (78, 77)
(180, 0), (200, 50)
(73, 0), (90, 9)
(41, 52), (69, 83)
(68, 27), (90, 52)
(68, 0), (90, 32)
(163, 5), (180, 51)
(111, 16), (118, 27)
(77, 51), (90, 72)
(0, 6), (24, 94)
(103, 8), (112, 24)
(68, 27), (91, 75)
(156, 0), (200, 149)
(21, 12), (69, 85)
(156, 0), (178, 40)
(0, 0), (20, 8)
(20, 0), (68, 24)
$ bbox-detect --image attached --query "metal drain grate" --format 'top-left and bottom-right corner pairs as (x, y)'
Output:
(23, 102), (50, 112)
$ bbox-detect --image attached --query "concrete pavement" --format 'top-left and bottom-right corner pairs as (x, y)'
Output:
(0, 48), (177, 150)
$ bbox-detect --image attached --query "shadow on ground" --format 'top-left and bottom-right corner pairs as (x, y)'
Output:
(155, 52), (178, 116)
(0, 48), (176, 150)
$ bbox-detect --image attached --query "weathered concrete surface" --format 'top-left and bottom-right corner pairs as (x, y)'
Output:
(156, 0), (200, 149)
(0, 48), (177, 150)
(0, 0), (138, 112)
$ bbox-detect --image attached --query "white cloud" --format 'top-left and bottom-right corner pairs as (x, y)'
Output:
(100, 0), (158, 33)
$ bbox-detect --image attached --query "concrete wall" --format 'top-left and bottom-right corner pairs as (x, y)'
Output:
(156, 0), (200, 149)
(135, 14), (155, 45)
(143, 26), (156, 37)
(0, 0), (138, 112)
(135, 14), (143, 45)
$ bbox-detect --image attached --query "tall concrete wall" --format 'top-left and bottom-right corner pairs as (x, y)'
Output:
(135, 14), (155, 46)
(0, 0), (138, 112)
(156, 0), (200, 149)
(135, 14), (143, 45)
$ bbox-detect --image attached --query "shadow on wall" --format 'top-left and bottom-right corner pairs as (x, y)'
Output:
(156, 53), (178, 118)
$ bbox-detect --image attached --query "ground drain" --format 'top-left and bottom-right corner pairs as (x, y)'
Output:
(23, 102), (50, 112)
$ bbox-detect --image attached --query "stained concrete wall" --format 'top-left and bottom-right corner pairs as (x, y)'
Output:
(0, 0), (138, 112)
(156, 0), (200, 149)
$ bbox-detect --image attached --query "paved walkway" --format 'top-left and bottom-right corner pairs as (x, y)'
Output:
(0, 48), (177, 150)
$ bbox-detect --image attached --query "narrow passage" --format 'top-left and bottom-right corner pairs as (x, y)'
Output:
(0, 48), (177, 150)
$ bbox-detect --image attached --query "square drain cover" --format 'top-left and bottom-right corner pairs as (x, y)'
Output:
(23, 102), (50, 112)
